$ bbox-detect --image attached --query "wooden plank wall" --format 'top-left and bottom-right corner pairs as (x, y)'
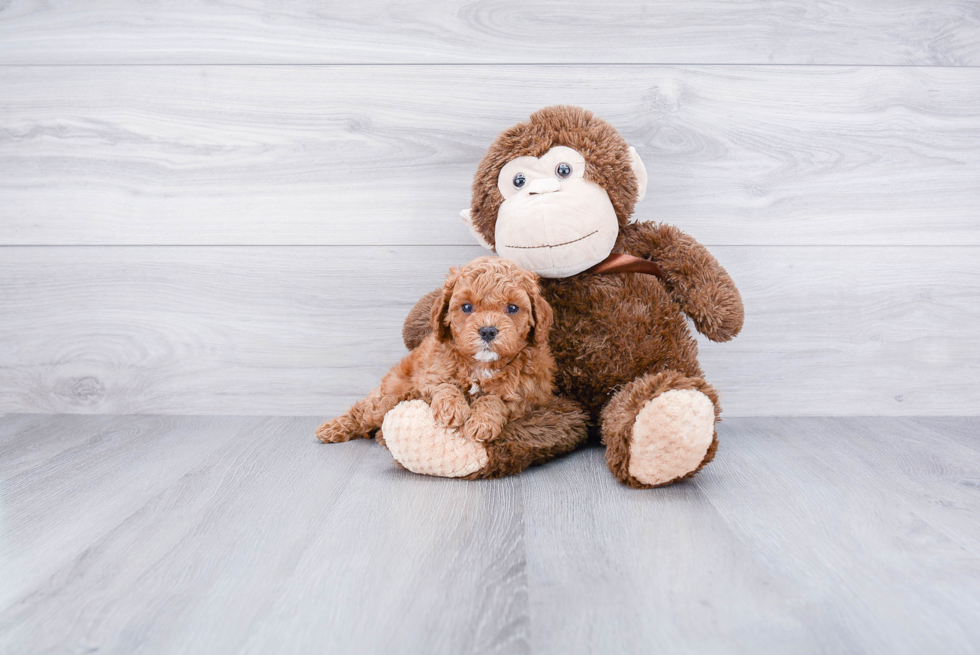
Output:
(1, 2), (978, 417)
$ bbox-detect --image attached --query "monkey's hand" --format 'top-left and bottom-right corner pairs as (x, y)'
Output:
(623, 221), (744, 342)
(430, 384), (471, 430)
(402, 288), (441, 350)
(461, 395), (508, 442)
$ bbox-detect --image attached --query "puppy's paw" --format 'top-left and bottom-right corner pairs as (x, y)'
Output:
(315, 415), (359, 443)
(461, 415), (502, 443)
(431, 389), (470, 429)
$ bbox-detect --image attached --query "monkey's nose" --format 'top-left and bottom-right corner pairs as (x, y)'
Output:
(479, 326), (499, 342)
(527, 178), (561, 195)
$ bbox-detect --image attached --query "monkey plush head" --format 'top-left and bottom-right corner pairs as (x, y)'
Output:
(462, 105), (648, 278)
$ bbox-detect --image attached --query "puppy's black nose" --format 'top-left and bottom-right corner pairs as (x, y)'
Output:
(479, 326), (498, 342)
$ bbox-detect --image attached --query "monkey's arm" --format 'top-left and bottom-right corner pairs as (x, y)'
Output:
(623, 222), (744, 342)
(402, 288), (441, 350)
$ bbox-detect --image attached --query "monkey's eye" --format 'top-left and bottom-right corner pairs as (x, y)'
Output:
(556, 163), (572, 178)
(506, 304), (520, 314)
(513, 173), (526, 189)
(461, 303), (473, 313)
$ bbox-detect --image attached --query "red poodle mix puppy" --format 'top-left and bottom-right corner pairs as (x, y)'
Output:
(316, 256), (555, 449)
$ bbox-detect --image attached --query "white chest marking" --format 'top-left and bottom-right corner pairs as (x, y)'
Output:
(469, 383), (481, 395)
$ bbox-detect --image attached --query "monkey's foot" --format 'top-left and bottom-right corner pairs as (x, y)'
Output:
(628, 389), (715, 486)
(381, 400), (489, 478)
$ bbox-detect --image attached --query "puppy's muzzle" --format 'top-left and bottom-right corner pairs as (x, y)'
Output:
(479, 326), (499, 343)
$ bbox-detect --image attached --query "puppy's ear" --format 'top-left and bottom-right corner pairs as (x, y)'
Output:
(521, 272), (553, 347)
(529, 291), (554, 347)
(430, 268), (460, 342)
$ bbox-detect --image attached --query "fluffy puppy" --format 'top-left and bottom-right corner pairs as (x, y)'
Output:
(316, 256), (555, 445)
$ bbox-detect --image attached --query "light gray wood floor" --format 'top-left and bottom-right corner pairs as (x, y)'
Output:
(1, 415), (978, 654)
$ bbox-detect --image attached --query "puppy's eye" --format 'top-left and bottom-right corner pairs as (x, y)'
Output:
(556, 163), (572, 178)
(461, 303), (473, 313)
(513, 173), (526, 189)
(506, 304), (519, 314)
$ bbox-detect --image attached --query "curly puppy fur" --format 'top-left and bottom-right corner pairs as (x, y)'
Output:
(404, 106), (744, 487)
(317, 256), (556, 447)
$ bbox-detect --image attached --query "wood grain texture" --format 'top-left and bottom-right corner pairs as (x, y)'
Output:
(0, 413), (121, 479)
(909, 416), (980, 454)
(233, 441), (528, 655)
(0, 245), (977, 417)
(0, 415), (260, 610)
(522, 418), (980, 653)
(0, 415), (527, 655)
(0, 1), (978, 65)
(521, 445), (827, 653)
(2, 65), (978, 247)
(697, 245), (980, 416)
(2, 414), (979, 653)
(702, 417), (980, 653)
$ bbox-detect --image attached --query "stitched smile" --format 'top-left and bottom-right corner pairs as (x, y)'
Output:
(504, 230), (598, 250)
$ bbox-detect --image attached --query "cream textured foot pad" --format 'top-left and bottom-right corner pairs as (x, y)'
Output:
(382, 400), (489, 478)
(629, 389), (715, 486)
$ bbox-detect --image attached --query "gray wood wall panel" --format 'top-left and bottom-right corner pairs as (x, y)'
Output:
(1, 4), (975, 416)
(1, 1), (978, 65)
(2, 65), (978, 247)
(1, 245), (977, 417)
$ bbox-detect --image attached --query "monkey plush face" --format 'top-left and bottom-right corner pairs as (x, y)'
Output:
(494, 146), (620, 277)
(464, 106), (648, 278)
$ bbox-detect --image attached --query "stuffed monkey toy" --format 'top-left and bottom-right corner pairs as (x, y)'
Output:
(386, 105), (744, 488)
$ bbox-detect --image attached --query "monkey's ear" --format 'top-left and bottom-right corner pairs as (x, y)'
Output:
(629, 146), (648, 203)
(460, 209), (495, 252)
(429, 269), (459, 342)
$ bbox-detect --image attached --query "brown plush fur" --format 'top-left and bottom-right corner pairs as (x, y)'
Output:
(600, 371), (720, 488)
(404, 106), (744, 488)
(463, 395), (589, 479)
(317, 257), (555, 445)
(470, 106), (639, 249)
